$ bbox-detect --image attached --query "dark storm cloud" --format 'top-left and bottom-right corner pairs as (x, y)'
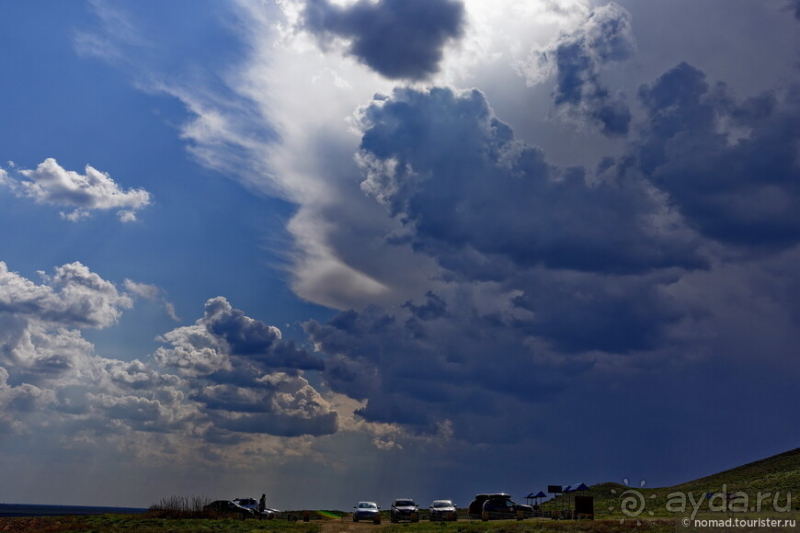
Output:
(156, 297), (323, 377)
(511, 270), (683, 354)
(316, 57), (800, 444)
(306, 300), (595, 437)
(532, 2), (635, 136)
(203, 297), (324, 371)
(402, 291), (448, 320)
(634, 62), (800, 249)
(317, 39), (800, 449)
(301, 0), (465, 80)
(357, 86), (705, 276)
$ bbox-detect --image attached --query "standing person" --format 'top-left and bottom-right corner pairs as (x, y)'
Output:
(259, 494), (267, 513)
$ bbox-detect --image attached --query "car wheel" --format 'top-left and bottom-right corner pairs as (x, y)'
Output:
(353, 516), (358, 522)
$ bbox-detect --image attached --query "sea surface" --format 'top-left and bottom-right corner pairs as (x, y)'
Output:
(0, 503), (147, 517)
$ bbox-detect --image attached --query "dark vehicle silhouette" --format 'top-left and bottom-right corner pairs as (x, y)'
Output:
(204, 500), (255, 519)
(468, 493), (532, 520)
(233, 497), (278, 519)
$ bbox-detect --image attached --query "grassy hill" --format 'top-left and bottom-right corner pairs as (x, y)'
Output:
(541, 447), (800, 519)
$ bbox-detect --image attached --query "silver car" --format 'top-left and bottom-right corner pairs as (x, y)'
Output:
(353, 501), (381, 523)
(391, 498), (419, 523)
(429, 500), (458, 521)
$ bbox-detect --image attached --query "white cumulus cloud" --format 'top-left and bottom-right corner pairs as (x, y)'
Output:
(2, 158), (151, 222)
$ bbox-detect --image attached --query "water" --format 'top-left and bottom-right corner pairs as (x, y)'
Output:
(0, 503), (147, 517)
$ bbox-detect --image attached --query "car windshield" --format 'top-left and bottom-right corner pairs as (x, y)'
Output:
(433, 501), (452, 508)
(358, 503), (377, 509)
(395, 500), (415, 506)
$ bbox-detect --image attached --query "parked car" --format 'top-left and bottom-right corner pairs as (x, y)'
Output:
(428, 500), (458, 521)
(353, 501), (381, 523)
(233, 497), (278, 519)
(468, 493), (533, 520)
(390, 498), (419, 523)
(468, 494), (491, 519)
(204, 500), (255, 519)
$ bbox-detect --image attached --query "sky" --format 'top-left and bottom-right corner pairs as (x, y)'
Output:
(1, 0), (799, 511)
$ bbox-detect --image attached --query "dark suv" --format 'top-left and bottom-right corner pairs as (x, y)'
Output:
(390, 498), (419, 522)
(468, 493), (533, 521)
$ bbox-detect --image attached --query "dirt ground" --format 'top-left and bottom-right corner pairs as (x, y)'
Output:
(0, 517), (62, 532)
(0, 516), (387, 533)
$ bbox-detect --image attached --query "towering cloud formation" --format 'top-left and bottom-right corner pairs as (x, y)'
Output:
(1, 158), (151, 222)
(298, 82), (714, 442)
(300, 0), (465, 80)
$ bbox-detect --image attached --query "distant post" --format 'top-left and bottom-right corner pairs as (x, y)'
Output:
(547, 485), (563, 519)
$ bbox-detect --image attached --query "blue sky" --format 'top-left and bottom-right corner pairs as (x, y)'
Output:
(1, 0), (799, 511)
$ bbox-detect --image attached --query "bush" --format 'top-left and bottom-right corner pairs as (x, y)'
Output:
(147, 495), (211, 519)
